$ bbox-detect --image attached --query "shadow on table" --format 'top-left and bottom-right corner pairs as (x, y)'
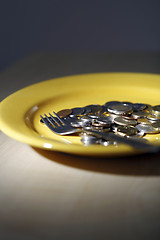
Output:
(33, 147), (160, 176)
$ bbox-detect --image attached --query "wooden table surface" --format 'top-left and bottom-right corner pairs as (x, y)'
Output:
(0, 52), (160, 240)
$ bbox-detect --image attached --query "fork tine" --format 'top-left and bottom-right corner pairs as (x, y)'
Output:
(40, 115), (57, 132)
(44, 114), (57, 127)
(49, 113), (60, 126)
(53, 111), (66, 125)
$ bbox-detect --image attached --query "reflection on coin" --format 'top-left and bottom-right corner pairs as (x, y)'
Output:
(71, 120), (82, 128)
(145, 104), (152, 113)
(104, 101), (121, 107)
(108, 113), (120, 120)
(87, 113), (100, 119)
(81, 134), (98, 146)
(122, 101), (133, 107)
(112, 124), (119, 132)
(123, 114), (136, 120)
(132, 111), (149, 119)
(80, 116), (92, 123)
(92, 117), (112, 127)
(114, 117), (137, 126)
(152, 105), (160, 117)
(147, 114), (160, 121)
(92, 126), (104, 131)
(152, 121), (160, 132)
(86, 104), (102, 114)
(57, 109), (72, 118)
(132, 103), (146, 111)
(108, 103), (133, 115)
(116, 125), (138, 136)
(136, 124), (159, 134)
(137, 118), (153, 125)
(70, 107), (85, 116)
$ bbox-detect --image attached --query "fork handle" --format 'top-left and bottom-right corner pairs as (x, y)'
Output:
(86, 130), (160, 153)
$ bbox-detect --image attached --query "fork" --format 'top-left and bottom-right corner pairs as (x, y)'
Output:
(40, 112), (160, 153)
(40, 112), (81, 135)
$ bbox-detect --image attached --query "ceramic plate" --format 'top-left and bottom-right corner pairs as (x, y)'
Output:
(0, 73), (160, 156)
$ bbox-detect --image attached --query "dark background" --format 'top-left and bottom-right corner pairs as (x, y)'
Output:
(0, 0), (160, 72)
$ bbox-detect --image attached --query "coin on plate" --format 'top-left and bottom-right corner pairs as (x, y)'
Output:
(114, 117), (137, 126)
(71, 120), (83, 128)
(80, 116), (92, 123)
(87, 104), (102, 114)
(107, 103), (133, 115)
(147, 114), (160, 121)
(92, 117), (112, 127)
(104, 101), (121, 107)
(152, 105), (160, 117)
(116, 125), (138, 136)
(80, 134), (99, 146)
(136, 124), (159, 134)
(132, 103), (147, 111)
(132, 111), (149, 119)
(57, 109), (72, 118)
(137, 118), (153, 125)
(152, 121), (160, 132)
(70, 107), (85, 116)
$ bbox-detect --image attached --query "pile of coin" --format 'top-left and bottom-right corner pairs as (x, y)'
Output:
(42, 101), (160, 146)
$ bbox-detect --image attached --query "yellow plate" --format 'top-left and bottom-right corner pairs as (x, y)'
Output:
(0, 73), (160, 157)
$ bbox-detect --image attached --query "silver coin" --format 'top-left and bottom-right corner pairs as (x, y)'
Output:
(147, 114), (160, 121)
(64, 116), (79, 123)
(123, 114), (137, 120)
(70, 107), (85, 117)
(152, 121), (160, 132)
(108, 113), (120, 120)
(83, 124), (104, 132)
(83, 105), (92, 115)
(152, 105), (160, 117)
(87, 113), (100, 119)
(136, 124), (159, 134)
(82, 125), (94, 131)
(132, 103), (147, 111)
(114, 116), (137, 126)
(92, 117), (112, 127)
(100, 105), (109, 114)
(132, 111), (149, 119)
(81, 135), (99, 146)
(137, 118), (153, 125)
(145, 104), (152, 113)
(71, 120), (82, 128)
(107, 103), (133, 115)
(111, 124), (119, 132)
(122, 101), (133, 107)
(79, 116), (92, 123)
(116, 125), (138, 136)
(92, 125), (104, 131)
(104, 101), (121, 107)
(90, 104), (102, 113)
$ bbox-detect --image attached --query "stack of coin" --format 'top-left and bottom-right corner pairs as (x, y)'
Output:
(41, 101), (160, 146)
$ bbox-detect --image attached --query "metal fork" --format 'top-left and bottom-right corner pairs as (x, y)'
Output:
(40, 112), (160, 153)
(40, 112), (81, 135)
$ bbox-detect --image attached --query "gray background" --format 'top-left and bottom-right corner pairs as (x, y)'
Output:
(0, 0), (160, 71)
